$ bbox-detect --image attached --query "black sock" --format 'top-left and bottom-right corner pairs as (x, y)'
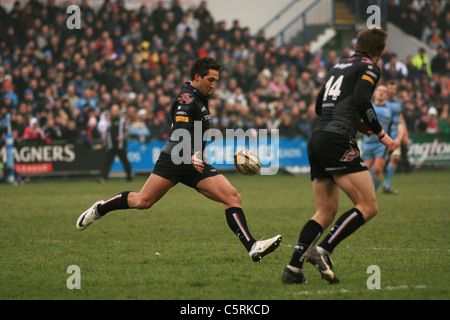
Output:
(97, 191), (131, 216)
(289, 219), (323, 269)
(225, 207), (256, 251)
(319, 208), (366, 254)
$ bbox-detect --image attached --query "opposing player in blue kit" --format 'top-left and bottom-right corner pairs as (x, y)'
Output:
(382, 80), (406, 194)
(362, 84), (397, 192)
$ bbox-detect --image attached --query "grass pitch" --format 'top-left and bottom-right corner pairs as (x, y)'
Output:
(0, 170), (449, 300)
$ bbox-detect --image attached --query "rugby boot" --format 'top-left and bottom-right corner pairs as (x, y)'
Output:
(281, 267), (308, 284)
(249, 235), (282, 262)
(76, 200), (104, 231)
(305, 246), (340, 284)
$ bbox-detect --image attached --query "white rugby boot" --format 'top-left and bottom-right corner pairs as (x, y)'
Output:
(76, 200), (104, 231)
(248, 235), (282, 262)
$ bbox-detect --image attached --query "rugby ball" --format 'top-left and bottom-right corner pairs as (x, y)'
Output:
(234, 149), (261, 175)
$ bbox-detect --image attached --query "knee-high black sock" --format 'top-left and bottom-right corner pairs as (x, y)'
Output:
(289, 219), (323, 269)
(225, 207), (256, 251)
(319, 208), (366, 254)
(97, 191), (131, 216)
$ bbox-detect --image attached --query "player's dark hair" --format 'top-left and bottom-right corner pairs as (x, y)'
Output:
(355, 28), (388, 58)
(189, 57), (221, 80)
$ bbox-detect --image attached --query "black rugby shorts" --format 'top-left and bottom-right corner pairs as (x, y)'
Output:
(307, 131), (367, 181)
(152, 152), (220, 189)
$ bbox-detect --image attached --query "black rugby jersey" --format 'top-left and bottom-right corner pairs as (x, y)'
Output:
(161, 82), (211, 157)
(313, 53), (383, 138)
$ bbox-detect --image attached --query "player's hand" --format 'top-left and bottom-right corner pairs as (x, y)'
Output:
(380, 134), (397, 156)
(191, 151), (205, 173)
(394, 138), (402, 150)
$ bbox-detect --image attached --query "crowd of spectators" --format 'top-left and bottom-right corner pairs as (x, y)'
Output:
(388, 0), (449, 50)
(386, 0), (449, 134)
(0, 0), (449, 148)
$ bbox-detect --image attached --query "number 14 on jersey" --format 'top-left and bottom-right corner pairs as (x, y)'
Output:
(323, 75), (344, 101)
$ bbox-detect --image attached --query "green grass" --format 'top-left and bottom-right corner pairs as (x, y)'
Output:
(0, 170), (449, 300)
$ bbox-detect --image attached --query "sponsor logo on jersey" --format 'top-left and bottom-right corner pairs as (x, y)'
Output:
(177, 93), (194, 104)
(334, 62), (353, 69)
(175, 116), (189, 123)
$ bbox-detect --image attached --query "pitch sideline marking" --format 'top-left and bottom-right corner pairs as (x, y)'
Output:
(292, 284), (428, 296)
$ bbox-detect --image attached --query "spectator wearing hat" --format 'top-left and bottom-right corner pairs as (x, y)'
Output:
(23, 117), (45, 141)
(426, 106), (439, 134)
(23, 88), (37, 112)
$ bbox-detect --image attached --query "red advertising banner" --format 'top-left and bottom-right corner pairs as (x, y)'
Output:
(15, 163), (53, 175)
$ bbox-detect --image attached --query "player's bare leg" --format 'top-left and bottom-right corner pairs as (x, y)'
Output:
(197, 175), (282, 262)
(307, 171), (378, 283)
(333, 170), (378, 222)
(310, 178), (340, 228)
(76, 174), (174, 231)
(127, 174), (175, 209)
(196, 174), (241, 208)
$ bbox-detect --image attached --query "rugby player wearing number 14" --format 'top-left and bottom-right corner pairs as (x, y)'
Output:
(282, 28), (397, 284)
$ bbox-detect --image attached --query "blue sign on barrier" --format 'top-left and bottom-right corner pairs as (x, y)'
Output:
(111, 137), (310, 173)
